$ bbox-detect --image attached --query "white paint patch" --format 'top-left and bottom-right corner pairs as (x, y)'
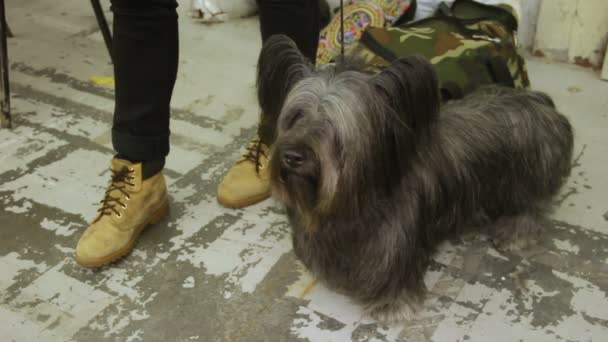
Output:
(434, 273), (608, 341)
(165, 140), (212, 176)
(299, 279), (364, 325)
(156, 251), (171, 260)
(102, 315), (131, 338)
(454, 281), (498, 308)
(286, 266), (403, 341)
(125, 329), (144, 342)
(183, 276), (195, 289)
(9, 262), (113, 340)
(130, 249), (148, 261)
(167, 197), (219, 253)
(526, 279), (559, 298)
(89, 290), (158, 339)
(76, 265), (162, 339)
(40, 217), (80, 236)
(430, 300), (481, 341)
(553, 270), (608, 321)
(433, 282), (563, 342)
(424, 268), (444, 290)
(53, 244), (74, 254)
(0, 125), (68, 175)
(4, 199), (33, 214)
(487, 247), (510, 261)
(546, 313), (608, 341)
(0, 252), (48, 292)
(14, 97), (109, 139)
(0, 306), (48, 341)
(11, 59), (115, 111)
(165, 118), (229, 174)
(125, 249), (168, 269)
(104, 269), (144, 301)
(2, 149), (110, 220)
(177, 203), (291, 294)
(519, 279), (560, 311)
(174, 116), (232, 147)
(291, 306), (355, 341)
(553, 238), (581, 254)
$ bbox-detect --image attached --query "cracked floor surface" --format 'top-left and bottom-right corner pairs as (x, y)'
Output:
(1, 0), (608, 341)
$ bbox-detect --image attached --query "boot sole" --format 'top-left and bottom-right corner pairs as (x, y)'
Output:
(75, 199), (170, 268)
(217, 191), (271, 209)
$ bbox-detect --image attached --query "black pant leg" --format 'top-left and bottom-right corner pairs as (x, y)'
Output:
(257, 0), (320, 63)
(110, 0), (179, 163)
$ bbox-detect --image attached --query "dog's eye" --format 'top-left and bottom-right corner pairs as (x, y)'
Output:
(286, 111), (303, 129)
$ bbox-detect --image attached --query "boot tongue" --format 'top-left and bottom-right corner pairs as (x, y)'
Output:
(110, 158), (143, 192)
(111, 158), (134, 171)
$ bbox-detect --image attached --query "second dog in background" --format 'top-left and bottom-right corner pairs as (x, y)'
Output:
(259, 35), (574, 323)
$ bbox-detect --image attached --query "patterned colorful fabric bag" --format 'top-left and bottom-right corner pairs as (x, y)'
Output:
(316, 0), (415, 64)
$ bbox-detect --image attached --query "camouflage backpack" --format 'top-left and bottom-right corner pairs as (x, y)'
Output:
(352, 0), (530, 102)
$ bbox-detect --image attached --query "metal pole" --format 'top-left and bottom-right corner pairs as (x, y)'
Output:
(0, 0), (11, 128)
(339, 0), (344, 61)
(91, 0), (113, 64)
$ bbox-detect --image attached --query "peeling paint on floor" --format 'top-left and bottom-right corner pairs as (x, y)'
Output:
(1, 0), (608, 341)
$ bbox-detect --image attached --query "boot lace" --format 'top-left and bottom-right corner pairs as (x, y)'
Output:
(94, 166), (135, 222)
(241, 139), (268, 173)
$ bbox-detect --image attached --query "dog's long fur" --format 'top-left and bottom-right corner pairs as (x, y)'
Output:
(259, 35), (574, 322)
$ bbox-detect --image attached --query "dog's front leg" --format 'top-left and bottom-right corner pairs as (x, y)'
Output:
(365, 287), (425, 324)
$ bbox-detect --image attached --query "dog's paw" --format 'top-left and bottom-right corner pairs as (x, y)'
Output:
(367, 297), (419, 325)
(490, 228), (539, 252)
(490, 213), (542, 253)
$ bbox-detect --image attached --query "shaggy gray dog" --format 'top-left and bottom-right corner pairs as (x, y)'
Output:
(258, 35), (574, 323)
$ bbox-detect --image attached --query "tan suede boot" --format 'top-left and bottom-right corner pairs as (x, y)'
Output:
(217, 138), (271, 208)
(75, 158), (169, 267)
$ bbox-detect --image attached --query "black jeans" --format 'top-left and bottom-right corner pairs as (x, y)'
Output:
(110, 0), (319, 163)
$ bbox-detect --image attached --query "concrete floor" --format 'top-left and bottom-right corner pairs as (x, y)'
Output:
(1, 1), (608, 341)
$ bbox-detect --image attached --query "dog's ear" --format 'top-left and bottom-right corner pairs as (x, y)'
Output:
(371, 55), (440, 134)
(257, 35), (312, 117)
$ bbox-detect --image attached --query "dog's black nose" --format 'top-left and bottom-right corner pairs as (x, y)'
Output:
(282, 149), (305, 169)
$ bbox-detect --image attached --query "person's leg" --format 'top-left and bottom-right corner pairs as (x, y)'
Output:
(112, 0), (179, 174)
(217, 0), (320, 209)
(76, 0), (178, 267)
(257, 0), (320, 63)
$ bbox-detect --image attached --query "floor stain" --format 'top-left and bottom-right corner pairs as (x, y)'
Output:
(299, 279), (319, 299)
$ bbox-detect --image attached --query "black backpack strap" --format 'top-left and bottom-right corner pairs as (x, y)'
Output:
(440, 81), (465, 102)
(451, 0), (518, 31)
(437, 2), (453, 17)
(486, 55), (515, 88)
(393, 0), (418, 26)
